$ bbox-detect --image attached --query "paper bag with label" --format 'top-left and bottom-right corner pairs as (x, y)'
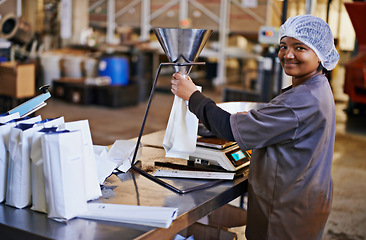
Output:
(42, 130), (87, 221)
(1, 116), (42, 204)
(30, 117), (65, 213)
(0, 113), (21, 202)
(163, 86), (201, 160)
(30, 128), (57, 213)
(6, 123), (43, 208)
(59, 120), (101, 201)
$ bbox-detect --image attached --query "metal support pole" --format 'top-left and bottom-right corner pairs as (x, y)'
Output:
(232, 0), (265, 25)
(190, 0), (220, 23)
(106, 0), (115, 44)
(281, 0), (288, 24)
(305, 0), (317, 14)
(215, 0), (229, 86)
(179, 0), (188, 27)
(266, 0), (273, 26)
(89, 0), (105, 12)
(336, 0), (342, 39)
(140, 0), (150, 41)
(150, 0), (179, 20)
(16, 0), (22, 17)
(0, 0), (8, 7)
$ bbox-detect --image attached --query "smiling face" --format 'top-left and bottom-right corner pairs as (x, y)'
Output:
(278, 37), (321, 86)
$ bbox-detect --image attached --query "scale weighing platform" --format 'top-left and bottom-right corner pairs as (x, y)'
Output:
(189, 137), (251, 172)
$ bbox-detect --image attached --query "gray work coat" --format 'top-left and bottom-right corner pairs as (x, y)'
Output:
(231, 74), (335, 240)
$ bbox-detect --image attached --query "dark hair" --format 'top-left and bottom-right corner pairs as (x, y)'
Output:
(317, 62), (328, 74)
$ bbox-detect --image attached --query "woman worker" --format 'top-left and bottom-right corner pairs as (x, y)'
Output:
(170, 15), (339, 240)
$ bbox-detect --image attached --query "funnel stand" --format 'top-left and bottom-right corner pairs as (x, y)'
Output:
(129, 62), (225, 194)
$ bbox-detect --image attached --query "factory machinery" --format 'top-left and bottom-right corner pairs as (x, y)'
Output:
(344, 2), (366, 114)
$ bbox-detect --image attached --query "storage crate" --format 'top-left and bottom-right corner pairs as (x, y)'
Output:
(52, 78), (97, 105)
(96, 83), (139, 108)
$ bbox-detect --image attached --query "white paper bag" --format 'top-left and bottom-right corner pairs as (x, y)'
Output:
(0, 112), (20, 124)
(0, 115), (41, 203)
(59, 120), (101, 201)
(30, 117), (65, 213)
(36, 117), (65, 128)
(3, 116), (42, 151)
(6, 123), (43, 208)
(163, 86), (201, 160)
(93, 145), (116, 184)
(42, 130), (87, 220)
(30, 129), (54, 213)
(78, 203), (178, 229)
(0, 114), (21, 203)
(0, 123), (15, 203)
(108, 140), (142, 173)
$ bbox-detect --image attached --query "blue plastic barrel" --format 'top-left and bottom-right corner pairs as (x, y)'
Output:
(98, 57), (129, 85)
(0, 56), (7, 63)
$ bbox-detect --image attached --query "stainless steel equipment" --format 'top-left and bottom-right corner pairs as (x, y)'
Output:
(130, 28), (213, 194)
(153, 28), (212, 75)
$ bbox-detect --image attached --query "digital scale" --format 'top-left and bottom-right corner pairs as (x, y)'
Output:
(189, 137), (251, 172)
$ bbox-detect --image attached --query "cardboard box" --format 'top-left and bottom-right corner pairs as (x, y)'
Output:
(0, 61), (35, 98)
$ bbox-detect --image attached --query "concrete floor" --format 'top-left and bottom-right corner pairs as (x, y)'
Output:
(35, 65), (366, 240)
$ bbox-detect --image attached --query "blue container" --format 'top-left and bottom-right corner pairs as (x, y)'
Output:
(98, 57), (129, 85)
(0, 56), (7, 63)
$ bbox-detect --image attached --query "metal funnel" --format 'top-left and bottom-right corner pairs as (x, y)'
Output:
(153, 28), (213, 75)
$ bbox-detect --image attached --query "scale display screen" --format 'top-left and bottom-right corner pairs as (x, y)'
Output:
(225, 148), (250, 167)
(231, 150), (246, 161)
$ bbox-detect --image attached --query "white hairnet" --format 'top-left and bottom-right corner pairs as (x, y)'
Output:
(279, 15), (339, 71)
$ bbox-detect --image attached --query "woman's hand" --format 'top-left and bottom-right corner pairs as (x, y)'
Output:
(171, 72), (198, 101)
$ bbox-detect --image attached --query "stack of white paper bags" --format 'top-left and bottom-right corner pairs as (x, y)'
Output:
(0, 113), (178, 228)
(0, 115), (102, 221)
